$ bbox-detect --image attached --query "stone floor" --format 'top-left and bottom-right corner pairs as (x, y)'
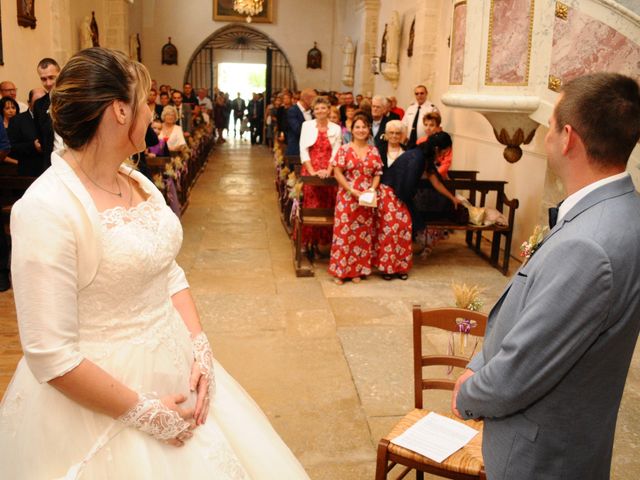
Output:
(1, 139), (639, 479)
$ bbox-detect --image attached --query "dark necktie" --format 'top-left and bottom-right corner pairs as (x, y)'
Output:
(408, 105), (421, 148)
(548, 200), (564, 228)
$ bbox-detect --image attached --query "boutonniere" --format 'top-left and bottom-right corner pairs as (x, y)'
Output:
(520, 225), (549, 262)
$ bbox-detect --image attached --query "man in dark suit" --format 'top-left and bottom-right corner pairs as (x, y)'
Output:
(339, 91), (356, 125)
(285, 88), (316, 156)
(171, 90), (192, 134)
(371, 95), (390, 151)
(33, 58), (60, 172)
(230, 93), (246, 138)
(247, 92), (264, 145)
(0, 121), (10, 291)
(453, 73), (640, 479)
(8, 88), (46, 177)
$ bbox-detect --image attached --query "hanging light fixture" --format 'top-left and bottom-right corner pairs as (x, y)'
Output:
(233, 0), (264, 23)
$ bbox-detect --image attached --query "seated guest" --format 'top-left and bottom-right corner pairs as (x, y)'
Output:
(171, 90), (191, 133)
(298, 96), (342, 253)
(7, 88), (46, 176)
(341, 104), (357, 144)
(191, 103), (210, 128)
(417, 111), (452, 178)
(372, 121), (412, 280)
(329, 114), (380, 285)
(160, 105), (186, 151)
(157, 91), (170, 119)
(197, 88), (213, 115)
(147, 119), (169, 157)
(1, 97), (20, 130)
(371, 96), (389, 151)
(147, 88), (159, 120)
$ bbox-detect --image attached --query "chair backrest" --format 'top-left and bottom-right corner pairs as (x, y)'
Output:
(412, 306), (488, 409)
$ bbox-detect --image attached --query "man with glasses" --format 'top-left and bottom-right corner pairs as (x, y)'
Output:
(0, 81), (28, 113)
(402, 85), (437, 149)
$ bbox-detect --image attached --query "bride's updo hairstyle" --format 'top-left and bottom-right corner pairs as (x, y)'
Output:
(50, 47), (151, 150)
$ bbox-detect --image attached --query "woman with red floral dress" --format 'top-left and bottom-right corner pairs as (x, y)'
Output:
(299, 97), (342, 251)
(373, 120), (413, 280)
(329, 115), (382, 284)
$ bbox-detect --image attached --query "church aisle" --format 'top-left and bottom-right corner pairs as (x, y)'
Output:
(1, 139), (639, 478)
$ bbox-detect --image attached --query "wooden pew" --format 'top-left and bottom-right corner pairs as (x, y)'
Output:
(292, 176), (338, 276)
(1, 176), (37, 236)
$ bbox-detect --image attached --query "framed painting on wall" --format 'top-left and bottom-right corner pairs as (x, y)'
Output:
(17, 0), (37, 29)
(213, 0), (274, 23)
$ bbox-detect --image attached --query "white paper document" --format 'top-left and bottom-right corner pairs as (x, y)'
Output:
(358, 190), (376, 207)
(390, 412), (479, 463)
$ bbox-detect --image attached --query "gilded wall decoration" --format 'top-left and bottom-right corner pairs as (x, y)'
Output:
(549, 5), (640, 91)
(485, 0), (534, 86)
(213, 0), (274, 23)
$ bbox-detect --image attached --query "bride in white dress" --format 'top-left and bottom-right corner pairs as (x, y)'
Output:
(0, 48), (310, 479)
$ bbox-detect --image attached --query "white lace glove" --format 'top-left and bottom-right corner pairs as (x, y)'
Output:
(192, 331), (216, 401)
(118, 394), (192, 442)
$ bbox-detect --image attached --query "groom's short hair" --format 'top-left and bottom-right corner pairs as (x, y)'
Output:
(555, 73), (640, 168)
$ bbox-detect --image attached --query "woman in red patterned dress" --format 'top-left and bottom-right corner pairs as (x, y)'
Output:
(373, 120), (413, 280)
(299, 97), (342, 252)
(329, 115), (382, 284)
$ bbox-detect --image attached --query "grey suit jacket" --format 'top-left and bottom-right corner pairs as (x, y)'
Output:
(457, 176), (640, 479)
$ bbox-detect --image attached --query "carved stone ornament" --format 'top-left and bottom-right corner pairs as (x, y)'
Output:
(483, 112), (539, 163)
(407, 17), (415, 58)
(162, 37), (178, 65)
(306, 42), (322, 69)
(342, 36), (355, 87)
(90, 11), (99, 47)
(548, 75), (562, 92)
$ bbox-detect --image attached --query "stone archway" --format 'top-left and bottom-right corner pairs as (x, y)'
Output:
(184, 24), (297, 99)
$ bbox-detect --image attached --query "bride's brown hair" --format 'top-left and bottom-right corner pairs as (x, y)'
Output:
(50, 47), (151, 150)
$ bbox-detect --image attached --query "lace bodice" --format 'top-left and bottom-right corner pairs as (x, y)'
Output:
(77, 195), (183, 343)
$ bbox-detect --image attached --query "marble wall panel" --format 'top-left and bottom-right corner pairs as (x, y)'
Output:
(486, 0), (534, 85)
(450, 2), (467, 85)
(549, 5), (640, 89)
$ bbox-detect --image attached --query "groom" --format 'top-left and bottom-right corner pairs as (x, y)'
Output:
(453, 73), (640, 479)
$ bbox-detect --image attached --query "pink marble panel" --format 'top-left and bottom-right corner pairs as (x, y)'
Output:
(486, 0), (533, 85)
(550, 7), (640, 86)
(450, 2), (467, 85)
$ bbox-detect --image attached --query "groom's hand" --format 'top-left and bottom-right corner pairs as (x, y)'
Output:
(452, 368), (474, 418)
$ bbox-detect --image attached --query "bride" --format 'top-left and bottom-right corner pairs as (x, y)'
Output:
(0, 48), (309, 479)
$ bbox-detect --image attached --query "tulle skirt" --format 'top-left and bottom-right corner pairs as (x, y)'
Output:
(0, 313), (309, 480)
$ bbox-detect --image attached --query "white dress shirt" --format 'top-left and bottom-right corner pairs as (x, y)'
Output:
(402, 101), (438, 140)
(557, 172), (629, 224)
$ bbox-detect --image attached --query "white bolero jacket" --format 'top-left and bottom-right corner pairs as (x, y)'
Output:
(298, 120), (342, 165)
(10, 151), (189, 383)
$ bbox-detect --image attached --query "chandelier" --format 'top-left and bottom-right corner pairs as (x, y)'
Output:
(233, 0), (264, 23)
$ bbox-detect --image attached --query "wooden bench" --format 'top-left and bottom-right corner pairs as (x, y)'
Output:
(423, 178), (519, 275)
(292, 176), (338, 276)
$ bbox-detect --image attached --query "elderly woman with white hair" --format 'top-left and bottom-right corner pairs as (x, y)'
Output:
(160, 104), (187, 151)
(372, 120), (413, 280)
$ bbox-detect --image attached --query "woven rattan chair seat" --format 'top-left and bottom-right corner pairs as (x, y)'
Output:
(385, 409), (484, 476)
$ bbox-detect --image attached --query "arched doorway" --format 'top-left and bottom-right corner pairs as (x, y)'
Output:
(185, 24), (297, 101)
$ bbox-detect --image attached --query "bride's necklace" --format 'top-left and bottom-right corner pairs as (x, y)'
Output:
(70, 150), (123, 198)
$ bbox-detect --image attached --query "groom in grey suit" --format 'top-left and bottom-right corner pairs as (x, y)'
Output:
(452, 73), (640, 479)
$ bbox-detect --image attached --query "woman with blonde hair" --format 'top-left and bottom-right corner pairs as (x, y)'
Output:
(0, 47), (309, 479)
(298, 96), (342, 253)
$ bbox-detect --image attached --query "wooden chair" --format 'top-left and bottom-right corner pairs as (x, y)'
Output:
(375, 306), (488, 480)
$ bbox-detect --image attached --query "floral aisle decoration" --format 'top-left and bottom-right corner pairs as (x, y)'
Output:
(449, 282), (484, 362)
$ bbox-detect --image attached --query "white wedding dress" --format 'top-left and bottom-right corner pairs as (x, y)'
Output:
(0, 188), (309, 479)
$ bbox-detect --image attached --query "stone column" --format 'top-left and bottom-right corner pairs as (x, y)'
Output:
(51, 0), (72, 64)
(105, 0), (130, 53)
(355, 0), (380, 96)
(414, 0), (443, 90)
